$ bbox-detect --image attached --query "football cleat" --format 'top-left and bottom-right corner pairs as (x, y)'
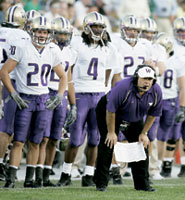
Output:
(56, 172), (72, 186)
(178, 165), (185, 177)
(43, 180), (56, 187)
(112, 167), (123, 185)
(0, 163), (6, 181)
(82, 175), (95, 187)
(160, 161), (173, 178)
(4, 180), (15, 188)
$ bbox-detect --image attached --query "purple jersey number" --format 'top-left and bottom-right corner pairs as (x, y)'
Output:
(87, 58), (98, 80)
(124, 56), (145, 77)
(164, 69), (173, 89)
(27, 63), (51, 86)
(65, 61), (70, 72)
(50, 61), (69, 82)
(50, 69), (59, 82)
(0, 49), (8, 64)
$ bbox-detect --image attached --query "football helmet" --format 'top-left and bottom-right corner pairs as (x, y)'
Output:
(154, 32), (173, 54)
(52, 17), (73, 49)
(29, 16), (52, 46)
(83, 11), (106, 41)
(173, 17), (185, 45)
(120, 15), (141, 44)
(4, 5), (26, 28)
(25, 10), (41, 33)
(140, 17), (158, 41)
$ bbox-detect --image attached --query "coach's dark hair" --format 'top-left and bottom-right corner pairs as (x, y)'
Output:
(132, 64), (157, 86)
(81, 31), (109, 47)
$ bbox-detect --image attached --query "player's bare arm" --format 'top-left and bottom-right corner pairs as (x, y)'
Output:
(53, 63), (67, 96)
(0, 58), (18, 94)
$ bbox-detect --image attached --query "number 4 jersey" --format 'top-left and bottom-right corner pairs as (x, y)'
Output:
(9, 39), (62, 95)
(70, 36), (121, 93)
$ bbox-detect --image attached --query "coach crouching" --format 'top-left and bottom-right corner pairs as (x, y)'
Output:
(94, 64), (162, 192)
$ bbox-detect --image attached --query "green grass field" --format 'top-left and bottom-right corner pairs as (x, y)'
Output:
(0, 178), (185, 200)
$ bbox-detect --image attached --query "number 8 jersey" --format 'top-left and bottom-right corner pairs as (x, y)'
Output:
(9, 39), (61, 95)
(160, 55), (185, 100)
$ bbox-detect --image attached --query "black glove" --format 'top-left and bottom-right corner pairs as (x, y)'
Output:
(10, 91), (29, 110)
(46, 93), (63, 110)
(176, 106), (185, 123)
(64, 104), (77, 129)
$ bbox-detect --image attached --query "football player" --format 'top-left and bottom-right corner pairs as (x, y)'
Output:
(57, 11), (121, 187)
(111, 15), (155, 80)
(156, 33), (185, 178)
(25, 9), (41, 33)
(0, 5), (29, 181)
(0, 16), (67, 188)
(140, 17), (167, 180)
(34, 16), (77, 187)
(162, 17), (185, 177)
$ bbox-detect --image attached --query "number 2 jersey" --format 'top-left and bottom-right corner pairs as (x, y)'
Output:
(70, 36), (121, 93)
(48, 44), (76, 91)
(111, 35), (152, 79)
(9, 39), (62, 95)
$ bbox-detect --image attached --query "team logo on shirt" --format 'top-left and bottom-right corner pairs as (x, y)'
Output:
(149, 102), (153, 106)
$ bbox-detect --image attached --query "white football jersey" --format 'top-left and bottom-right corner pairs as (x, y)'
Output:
(9, 40), (61, 95)
(71, 36), (120, 93)
(48, 44), (76, 91)
(173, 39), (185, 58)
(0, 28), (30, 79)
(111, 35), (152, 78)
(160, 55), (185, 100)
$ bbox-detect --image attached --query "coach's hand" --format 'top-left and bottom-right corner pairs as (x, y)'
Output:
(105, 132), (117, 149)
(10, 91), (29, 110)
(139, 133), (149, 148)
(46, 93), (63, 110)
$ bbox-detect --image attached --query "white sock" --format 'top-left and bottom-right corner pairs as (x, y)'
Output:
(62, 162), (72, 175)
(0, 158), (3, 164)
(26, 164), (36, 168)
(163, 157), (173, 162)
(180, 156), (185, 165)
(44, 165), (52, 169)
(110, 164), (118, 169)
(9, 165), (18, 169)
(36, 164), (43, 168)
(84, 165), (94, 176)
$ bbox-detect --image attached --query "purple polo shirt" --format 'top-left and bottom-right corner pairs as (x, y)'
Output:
(107, 78), (162, 122)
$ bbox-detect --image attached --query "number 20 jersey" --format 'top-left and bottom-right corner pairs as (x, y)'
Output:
(9, 40), (61, 95)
